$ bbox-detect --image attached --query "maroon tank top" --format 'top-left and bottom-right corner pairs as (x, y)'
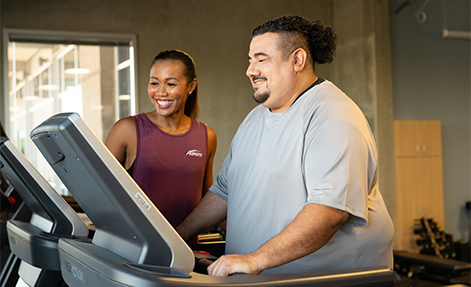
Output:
(132, 113), (208, 227)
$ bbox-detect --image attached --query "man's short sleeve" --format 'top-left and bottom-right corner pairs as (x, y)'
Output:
(209, 148), (232, 202)
(303, 118), (370, 227)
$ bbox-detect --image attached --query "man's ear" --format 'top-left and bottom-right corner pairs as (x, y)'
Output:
(293, 48), (308, 72)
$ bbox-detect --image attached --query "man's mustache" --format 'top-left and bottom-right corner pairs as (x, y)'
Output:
(252, 76), (267, 83)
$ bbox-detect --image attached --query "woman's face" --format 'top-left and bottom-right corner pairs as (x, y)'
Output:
(148, 60), (195, 118)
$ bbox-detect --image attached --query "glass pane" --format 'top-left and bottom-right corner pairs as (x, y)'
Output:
(117, 46), (130, 64)
(118, 67), (131, 119)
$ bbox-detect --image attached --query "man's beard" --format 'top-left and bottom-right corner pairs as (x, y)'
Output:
(252, 89), (270, 104)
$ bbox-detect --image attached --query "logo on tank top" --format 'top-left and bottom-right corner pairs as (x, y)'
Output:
(185, 149), (203, 158)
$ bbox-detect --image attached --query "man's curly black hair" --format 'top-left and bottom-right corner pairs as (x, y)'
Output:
(252, 15), (337, 68)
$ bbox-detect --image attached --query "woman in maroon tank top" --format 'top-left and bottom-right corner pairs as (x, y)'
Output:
(104, 50), (217, 230)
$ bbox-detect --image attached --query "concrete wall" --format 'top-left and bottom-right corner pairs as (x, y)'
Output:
(331, 0), (395, 223)
(0, 0), (335, 173)
(390, 0), (470, 241)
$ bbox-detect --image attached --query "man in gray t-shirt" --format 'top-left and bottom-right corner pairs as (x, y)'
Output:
(177, 15), (394, 276)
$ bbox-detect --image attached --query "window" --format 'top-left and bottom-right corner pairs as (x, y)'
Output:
(3, 29), (137, 194)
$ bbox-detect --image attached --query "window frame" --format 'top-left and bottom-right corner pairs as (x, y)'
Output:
(1, 28), (138, 134)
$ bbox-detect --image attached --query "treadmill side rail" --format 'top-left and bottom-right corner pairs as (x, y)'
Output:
(6, 221), (62, 271)
(59, 237), (395, 287)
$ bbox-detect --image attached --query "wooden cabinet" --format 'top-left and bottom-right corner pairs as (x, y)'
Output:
(394, 120), (444, 252)
(394, 120), (442, 157)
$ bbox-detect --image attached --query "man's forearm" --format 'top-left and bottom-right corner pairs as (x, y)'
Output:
(176, 191), (227, 241)
(251, 202), (349, 271)
(208, 202), (349, 276)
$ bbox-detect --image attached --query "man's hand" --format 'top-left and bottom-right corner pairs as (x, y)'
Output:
(207, 254), (261, 276)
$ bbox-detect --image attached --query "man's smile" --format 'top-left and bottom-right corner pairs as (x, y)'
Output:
(252, 76), (267, 89)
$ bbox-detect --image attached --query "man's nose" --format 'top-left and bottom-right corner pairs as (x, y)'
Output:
(246, 62), (258, 78)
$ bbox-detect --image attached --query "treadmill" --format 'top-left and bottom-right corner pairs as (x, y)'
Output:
(1, 168), (31, 287)
(30, 112), (395, 287)
(0, 137), (90, 286)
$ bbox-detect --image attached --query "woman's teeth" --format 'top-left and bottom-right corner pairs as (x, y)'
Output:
(157, 100), (172, 108)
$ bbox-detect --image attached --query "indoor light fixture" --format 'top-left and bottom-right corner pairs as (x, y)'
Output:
(64, 68), (90, 75)
(38, 85), (59, 91)
(118, 95), (131, 101)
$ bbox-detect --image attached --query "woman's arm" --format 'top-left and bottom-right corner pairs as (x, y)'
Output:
(104, 117), (137, 170)
(203, 125), (217, 196)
